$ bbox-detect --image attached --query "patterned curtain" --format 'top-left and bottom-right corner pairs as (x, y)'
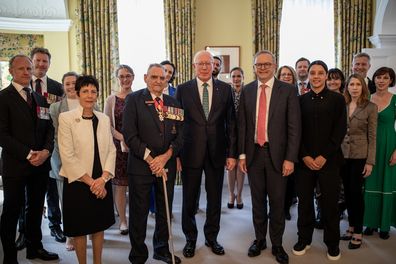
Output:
(334, 0), (373, 75)
(251, 0), (283, 62)
(163, 0), (196, 85)
(76, 0), (119, 109)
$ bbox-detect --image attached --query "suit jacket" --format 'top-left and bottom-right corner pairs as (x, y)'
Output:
(238, 79), (301, 171)
(49, 97), (71, 180)
(0, 84), (54, 178)
(58, 105), (116, 183)
(368, 78), (376, 94)
(122, 88), (184, 176)
(341, 101), (377, 164)
(176, 78), (237, 168)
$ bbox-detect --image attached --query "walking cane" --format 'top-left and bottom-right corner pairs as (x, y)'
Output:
(161, 169), (176, 264)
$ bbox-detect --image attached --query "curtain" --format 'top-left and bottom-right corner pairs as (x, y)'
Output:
(76, 0), (119, 109)
(163, 0), (196, 85)
(334, 0), (373, 75)
(251, 0), (283, 62)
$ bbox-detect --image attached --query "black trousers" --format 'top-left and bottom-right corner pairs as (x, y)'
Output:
(341, 159), (366, 234)
(128, 171), (176, 264)
(0, 169), (48, 263)
(247, 145), (287, 246)
(181, 154), (224, 242)
(46, 177), (62, 229)
(296, 165), (341, 248)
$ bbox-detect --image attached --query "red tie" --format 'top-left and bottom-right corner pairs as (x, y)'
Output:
(257, 84), (267, 146)
(35, 79), (42, 95)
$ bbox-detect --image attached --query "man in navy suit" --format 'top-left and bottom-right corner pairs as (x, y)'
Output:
(15, 48), (65, 250)
(123, 64), (184, 264)
(351, 52), (376, 94)
(0, 55), (59, 264)
(238, 50), (301, 264)
(177, 50), (237, 258)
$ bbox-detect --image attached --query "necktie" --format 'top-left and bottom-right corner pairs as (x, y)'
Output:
(202, 83), (209, 119)
(35, 79), (42, 95)
(257, 84), (267, 146)
(23, 87), (32, 107)
(300, 82), (307, 95)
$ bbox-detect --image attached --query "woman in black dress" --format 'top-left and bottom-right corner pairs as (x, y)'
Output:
(58, 75), (116, 264)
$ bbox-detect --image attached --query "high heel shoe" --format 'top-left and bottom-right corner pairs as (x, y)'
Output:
(379, 231), (390, 240)
(348, 236), (362, 249)
(227, 194), (235, 209)
(236, 195), (243, 209)
(363, 227), (377, 236)
(340, 229), (353, 240)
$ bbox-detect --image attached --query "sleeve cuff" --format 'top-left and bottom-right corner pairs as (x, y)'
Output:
(144, 148), (151, 160)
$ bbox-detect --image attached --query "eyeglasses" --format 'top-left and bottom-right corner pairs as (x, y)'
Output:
(254, 63), (273, 69)
(280, 73), (293, 77)
(195, 62), (212, 68)
(118, 74), (134, 79)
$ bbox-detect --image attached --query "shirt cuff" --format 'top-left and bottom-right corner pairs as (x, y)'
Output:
(144, 148), (151, 160)
(26, 150), (34, 160)
(239, 154), (246, 160)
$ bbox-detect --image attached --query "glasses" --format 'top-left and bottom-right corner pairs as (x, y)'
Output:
(254, 63), (273, 69)
(195, 62), (212, 68)
(118, 74), (134, 79)
(280, 73), (293, 77)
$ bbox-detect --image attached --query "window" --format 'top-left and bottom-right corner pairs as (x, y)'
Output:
(279, 0), (335, 69)
(117, 0), (166, 90)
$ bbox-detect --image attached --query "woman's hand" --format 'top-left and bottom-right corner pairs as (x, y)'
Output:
(90, 178), (107, 199)
(362, 164), (373, 178)
(389, 150), (396, 166)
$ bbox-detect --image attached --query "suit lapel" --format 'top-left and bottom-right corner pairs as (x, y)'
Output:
(210, 79), (220, 120)
(249, 81), (258, 126)
(143, 89), (162, 132)
(349, 104), (365, 120)
(268, 80), (280, 122)
(9, 85), (36, 123)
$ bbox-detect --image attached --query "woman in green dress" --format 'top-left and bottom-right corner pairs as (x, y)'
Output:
(363, 67), (396, 239)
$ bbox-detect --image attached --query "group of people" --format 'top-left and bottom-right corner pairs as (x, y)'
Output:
(0, 47), (395, 264)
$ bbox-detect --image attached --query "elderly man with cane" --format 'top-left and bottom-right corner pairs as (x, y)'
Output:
(123, 63), (184, 264)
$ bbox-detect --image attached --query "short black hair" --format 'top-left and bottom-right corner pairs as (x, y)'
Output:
(308, 60), (328, 74)
(230, 67), (244, 76)
(160, 60), (176, 83)
(327, 68), (345, 92)
(213, 56), (222, 64)
(75, 75), (99, 96)
(30, 47), (52, 61)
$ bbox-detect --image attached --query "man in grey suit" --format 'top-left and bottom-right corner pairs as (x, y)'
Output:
(238, 50), (301, 264)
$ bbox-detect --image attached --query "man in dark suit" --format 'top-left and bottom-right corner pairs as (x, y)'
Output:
(123, 64), (184, 264)
(0, 55), (59, 264)
(238, 50), (301, 264)
(176, 50), (237, 258)
(15, 48), (65, 249)
(351, 52), (376, 94)
(295, 57), (311, 95)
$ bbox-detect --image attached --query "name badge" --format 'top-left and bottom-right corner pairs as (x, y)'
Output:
(36, 106), (50, 120)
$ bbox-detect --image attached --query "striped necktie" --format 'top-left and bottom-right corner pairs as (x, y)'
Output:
(202, 83), (209, 119)
(23, 87), (32, 107)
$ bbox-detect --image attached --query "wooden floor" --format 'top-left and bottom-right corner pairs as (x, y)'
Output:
(1, 183), (395, 264)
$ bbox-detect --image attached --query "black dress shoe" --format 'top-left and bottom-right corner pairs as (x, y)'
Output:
(205, 240), (225, 255)
(183, 240), (196, 258)
(272, 246), (289, 264)
(227, 202), (234, 209)
(15, 232), (26, 251)
(50, 227), (66, 243)
(379, 231), (390, 240)
(153, 251), (181, 264)
(26, 248), (59, 261)
(248, 239), (267, 257)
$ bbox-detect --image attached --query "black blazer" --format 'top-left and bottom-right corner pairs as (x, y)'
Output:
(0, 84), (54, 178)
(122, 88), (183, 176)
(368, 78), (376, 94)
(176, 78), (237, 168)
(238, 79), (301, 172)
(31, 77), (63, 103)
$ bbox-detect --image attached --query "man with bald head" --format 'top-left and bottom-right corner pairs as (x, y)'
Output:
(176, 50), (237, 258)
(0, 55), (58, 263)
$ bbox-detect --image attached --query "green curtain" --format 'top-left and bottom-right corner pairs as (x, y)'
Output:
(164, 0), (196, 86)
(76, 0), (119, 109)
(334, 0), (373, 75)
(251, 0), (283, 62)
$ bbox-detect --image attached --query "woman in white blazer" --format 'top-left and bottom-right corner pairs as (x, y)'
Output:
(58, 75), (116, 264)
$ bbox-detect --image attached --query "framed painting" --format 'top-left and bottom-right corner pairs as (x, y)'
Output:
(205, 46), (240, 82)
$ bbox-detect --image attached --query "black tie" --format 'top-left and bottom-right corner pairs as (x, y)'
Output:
(35, 79), (42, 95)
(23, 87), (32, 107)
